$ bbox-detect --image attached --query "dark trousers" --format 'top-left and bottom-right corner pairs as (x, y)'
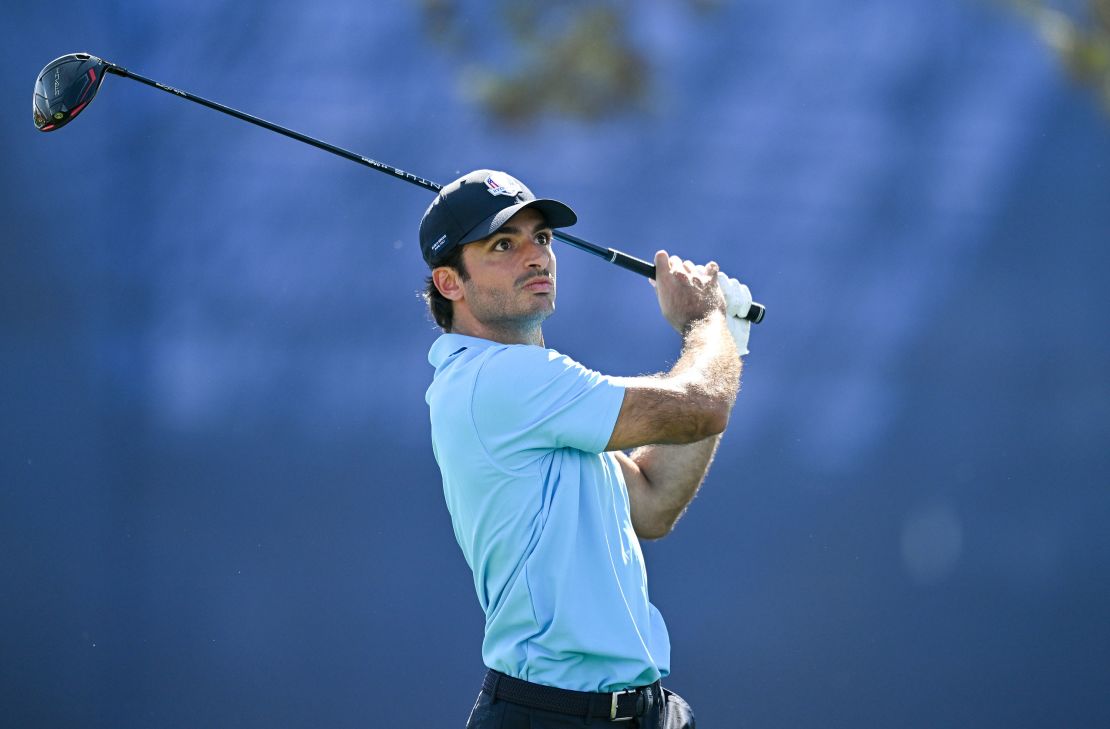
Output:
(464, 681), (696, 728)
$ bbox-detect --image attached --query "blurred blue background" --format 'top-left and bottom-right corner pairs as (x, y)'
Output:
(3, 1), (1109, 727)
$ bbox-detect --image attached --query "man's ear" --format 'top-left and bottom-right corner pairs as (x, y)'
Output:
(432, 266), (464, 302)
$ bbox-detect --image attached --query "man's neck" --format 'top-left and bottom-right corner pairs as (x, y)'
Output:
(450, 318), (544, 347)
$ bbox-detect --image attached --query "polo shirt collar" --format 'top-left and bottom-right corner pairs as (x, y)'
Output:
(428, 333), (501, 368)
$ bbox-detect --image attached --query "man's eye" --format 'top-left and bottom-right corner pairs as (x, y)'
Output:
(536, 233), (552, 245)
(493, 239), (512, 251)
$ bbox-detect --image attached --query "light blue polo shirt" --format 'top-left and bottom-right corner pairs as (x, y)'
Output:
(425, 333), (670, 692)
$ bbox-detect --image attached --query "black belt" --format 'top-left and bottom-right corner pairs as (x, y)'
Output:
(482, 669), (658, 722)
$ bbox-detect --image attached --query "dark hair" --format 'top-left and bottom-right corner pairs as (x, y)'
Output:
(423, 244), (470, 332)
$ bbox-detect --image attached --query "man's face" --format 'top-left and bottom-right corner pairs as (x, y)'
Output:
(451, 206), (557, 333)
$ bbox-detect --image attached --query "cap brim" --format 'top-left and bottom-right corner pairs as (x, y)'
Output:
(458, 199), (577, 246)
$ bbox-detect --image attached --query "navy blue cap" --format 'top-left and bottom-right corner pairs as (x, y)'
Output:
(419, 170), (577, 266)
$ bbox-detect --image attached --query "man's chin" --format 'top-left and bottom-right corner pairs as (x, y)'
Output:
(523, 300), (555, 326)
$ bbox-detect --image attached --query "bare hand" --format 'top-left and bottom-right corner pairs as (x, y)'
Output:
(652, 250), (726, 333)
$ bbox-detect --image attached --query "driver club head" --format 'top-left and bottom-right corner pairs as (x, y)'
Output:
(34, 53), (109, 132)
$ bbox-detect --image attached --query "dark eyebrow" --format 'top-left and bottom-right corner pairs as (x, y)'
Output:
(493, 220), (552, 238)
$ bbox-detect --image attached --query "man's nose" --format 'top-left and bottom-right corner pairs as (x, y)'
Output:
(524, 239), (551, 268)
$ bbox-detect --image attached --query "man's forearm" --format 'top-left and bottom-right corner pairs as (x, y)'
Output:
(671, 311), (742, 410)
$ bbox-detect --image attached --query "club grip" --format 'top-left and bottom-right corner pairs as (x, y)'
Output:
(610, 250), (766, 324)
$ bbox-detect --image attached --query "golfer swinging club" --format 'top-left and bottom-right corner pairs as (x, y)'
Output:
(421, 170), (753, 728)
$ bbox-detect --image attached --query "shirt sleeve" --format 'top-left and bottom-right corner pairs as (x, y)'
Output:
(471, 345), (626, 455)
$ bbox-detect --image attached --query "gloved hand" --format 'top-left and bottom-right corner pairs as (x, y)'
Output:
(718, 273), (753, 357)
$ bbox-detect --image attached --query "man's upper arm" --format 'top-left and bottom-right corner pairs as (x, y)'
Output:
(612, 450), (667, 540)
(604, 375), (726, 452)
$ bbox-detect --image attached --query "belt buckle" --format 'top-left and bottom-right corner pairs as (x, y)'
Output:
(610, 688), (636, 721)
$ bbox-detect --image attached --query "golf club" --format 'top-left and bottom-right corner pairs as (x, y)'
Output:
(34, 52), (765, 323)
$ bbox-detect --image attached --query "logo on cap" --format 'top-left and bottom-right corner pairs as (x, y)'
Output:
(431, 234), (449, 254)
(485, 173), (522, 198)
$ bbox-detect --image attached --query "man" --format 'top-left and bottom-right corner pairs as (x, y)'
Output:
(420, 170), (752, 728)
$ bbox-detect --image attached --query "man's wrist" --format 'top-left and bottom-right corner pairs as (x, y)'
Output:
(680, 308), (726, 338)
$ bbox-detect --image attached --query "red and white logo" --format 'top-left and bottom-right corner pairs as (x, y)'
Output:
(485, 173), (522, 198)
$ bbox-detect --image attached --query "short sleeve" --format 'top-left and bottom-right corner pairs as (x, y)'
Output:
(471, 345), (626, 454)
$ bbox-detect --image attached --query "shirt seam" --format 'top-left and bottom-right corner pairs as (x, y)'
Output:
(522, 561), (541, 682)
(467, 346), (528, 478)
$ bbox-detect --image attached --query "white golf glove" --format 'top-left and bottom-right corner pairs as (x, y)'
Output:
(718, 272), (753, 357)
